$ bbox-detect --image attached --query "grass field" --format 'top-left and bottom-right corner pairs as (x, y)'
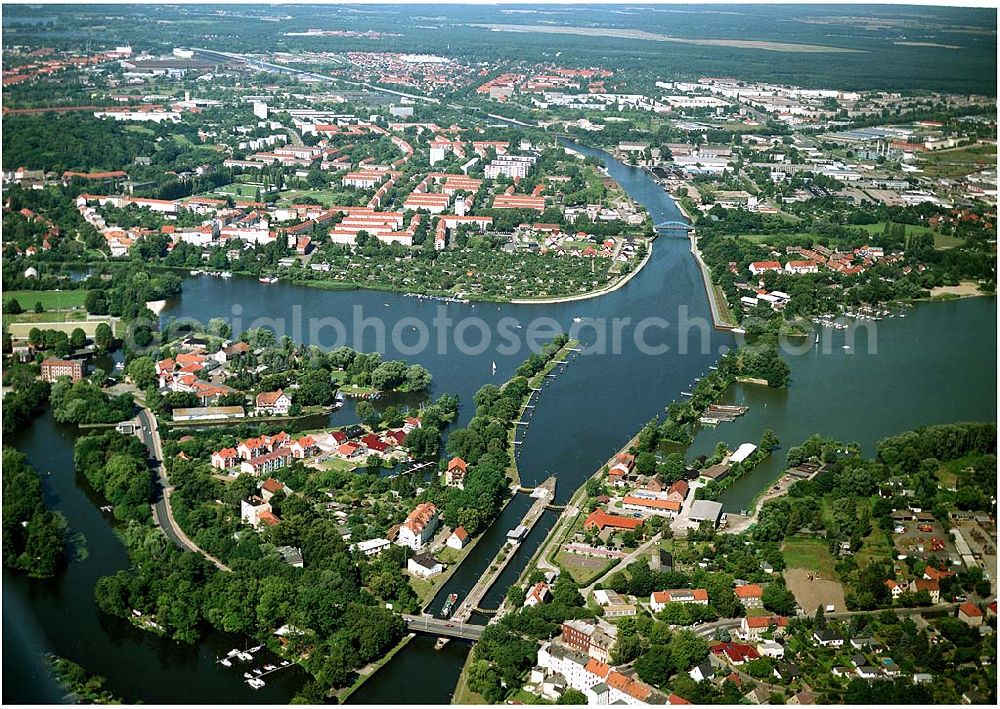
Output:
(782, 537), (839, 578)
(854, 529), (893, 570)
(918, 144), (997, 178)
(555, 549), (613, 585)
(274, 189), (361, 207)
(6, 319), (113, 338)
(3, 289), (87, 310)
(212, 183), (266, 198)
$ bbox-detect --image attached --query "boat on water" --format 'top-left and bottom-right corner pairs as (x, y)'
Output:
(264, 664), (277, 671)
(249, 646), (263, 653)
(243, 672), (253, 679)
(247, 678), (265, 690)
(279, 660), (290, 667)
(814, 333), (820, 344)
(220, 271), (233, 279)
(220, 658), (232, 667)
(237, 652), (253, 662)
(492, 360), (497, 374)
(227, 649), (240, 657)
(258, 276), (278, 284)
(572, 317), (582, 323)
(253, 668), (263, 675)
(190, 269), (202, 276)
(440, 592), (459, 618)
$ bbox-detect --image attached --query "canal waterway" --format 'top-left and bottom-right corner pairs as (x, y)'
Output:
(5, 139), (996, 704)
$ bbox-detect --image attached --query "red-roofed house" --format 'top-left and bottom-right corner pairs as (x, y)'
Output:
(649, 589), (709, 611)
(749, 261), (782, 275)
(958, 602), (983, 626)
(622, 495), (681, 517)
(255, 389), (291, 415)
(525, 581), (551, 607)
(398, 502), (439, 550)
(735, 584), (764, 608)
(446, 457), (467, 488)
(583, 509), (642, 532)
(447, 526), (469, 550)
(740, 615), (789, 641)
(712, 641), (760, 665)
(211, 447), (239, 470)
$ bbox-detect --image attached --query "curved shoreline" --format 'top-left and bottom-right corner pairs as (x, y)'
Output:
(508, 244), (654, 305)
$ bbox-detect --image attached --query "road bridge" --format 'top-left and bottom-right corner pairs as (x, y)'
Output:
(402, 614), (483, 641)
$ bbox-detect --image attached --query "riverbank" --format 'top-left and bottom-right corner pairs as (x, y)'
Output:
(506, 338), (579, 485)
(928, 281), (993, 298)
(336, 633), (415, 703)
(688, 229), (738, 331)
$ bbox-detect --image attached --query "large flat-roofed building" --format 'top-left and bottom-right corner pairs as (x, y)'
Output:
(172, 405), (246, 422)
(688, 499), (724, 528)
(41, 358), (84, 382)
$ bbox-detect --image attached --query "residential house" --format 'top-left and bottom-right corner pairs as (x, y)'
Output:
(397, 502), (439, 550)
(211, 447), (239, 470)
(711, 641), (760, 666)
(446, 526), (469, 550)
(735, 584), (764, 608)
(649, 589), (709, 612)
(525, 582), (552, 607)
(741, 615), (789, 642)
(353, 538), (392, 557)
(446, 457), (468, 488)
(583, 509), (642, 532)
(240, 447), (292, 476)
(622, 495), (681, 517)
(958, 602), (984, 627)
(255, 389), (292, 415)
(813, 629), (844, 647)
(407, 552), (444, 578)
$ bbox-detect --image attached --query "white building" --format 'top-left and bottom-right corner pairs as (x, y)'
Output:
(397, 503), (439, 550)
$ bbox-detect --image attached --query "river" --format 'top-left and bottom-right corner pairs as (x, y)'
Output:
(4, 140), (996, 704)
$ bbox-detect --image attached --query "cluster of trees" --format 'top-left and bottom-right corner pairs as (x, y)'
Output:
(50, 379), (134, 426)
(48, 657), (123, 704)
(2, 365), (50, 433)
(327, 345), (432, 393)
(94, 509), (408, 696)
(73, 431), (154, 522)
(2, 448), (67, 578)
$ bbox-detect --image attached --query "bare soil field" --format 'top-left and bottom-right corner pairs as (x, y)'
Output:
(784, 567), (847, 615)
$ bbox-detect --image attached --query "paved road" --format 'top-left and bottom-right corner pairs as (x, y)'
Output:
(402, 614), (483, 641)
(137, 407), (230, 571)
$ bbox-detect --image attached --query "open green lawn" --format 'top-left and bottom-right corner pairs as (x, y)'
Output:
(855, 222), (964, 249)
(3, 289), (87, 310)
(122, 125), (155, 135)
(274, 189), (362, 207)
(782, 537), (839, 578)
(212, 183), (265, 198)
(855, 530), (893, 570)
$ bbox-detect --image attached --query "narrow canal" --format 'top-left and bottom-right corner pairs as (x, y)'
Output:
(5, 139), (996, 704)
